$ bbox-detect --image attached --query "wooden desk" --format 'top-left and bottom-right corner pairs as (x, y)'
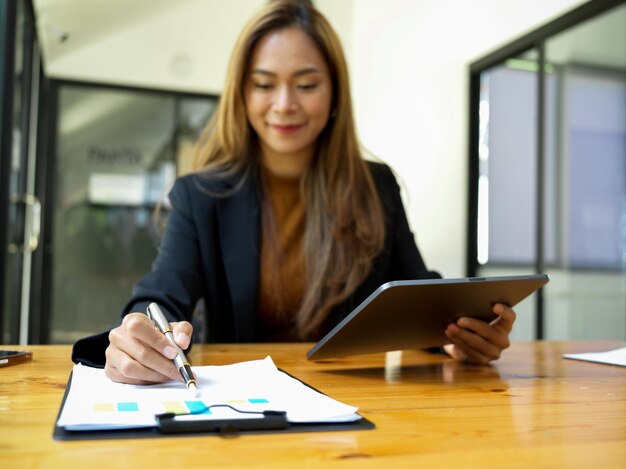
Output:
(1, 341), (625, 468)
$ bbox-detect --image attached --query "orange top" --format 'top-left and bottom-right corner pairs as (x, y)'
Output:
(257, 169), (306, 341)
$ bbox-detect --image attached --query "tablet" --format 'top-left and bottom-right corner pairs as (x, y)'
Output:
(307, 274), (549, 360)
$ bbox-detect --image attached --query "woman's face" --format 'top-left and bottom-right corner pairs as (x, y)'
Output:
(245, 27), (332, 177)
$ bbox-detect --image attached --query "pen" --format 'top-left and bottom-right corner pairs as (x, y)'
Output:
(147, 302), (197, 394)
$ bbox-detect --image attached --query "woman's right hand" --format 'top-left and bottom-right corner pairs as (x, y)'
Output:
(104, 312), (193, 385)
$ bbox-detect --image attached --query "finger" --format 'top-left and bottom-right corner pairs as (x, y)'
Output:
(106, 363), (171, 385)
(121, 313), (178, 360)
(446, 334), (491, 365)
(105, 345), (176, 385)
(105, 365), (154, 385)
(455, 316), (510, 350)
(443, 343), (468, 362)
(109, 316), (182, 382)
(445, 335), (492, 365)
(445, 330), (491, 365)
(171, 321), (193, 350)
(446, 323), (501, 364)
(109, 326), (182, 383)
(448, 321), (503, 357)
(492, 303), (516, 332)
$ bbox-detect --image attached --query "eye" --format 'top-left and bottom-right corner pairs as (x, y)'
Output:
(297, 83), (318, 91)
(253, 82), (274, 90)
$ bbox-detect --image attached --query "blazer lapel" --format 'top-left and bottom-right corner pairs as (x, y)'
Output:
(217, 175), (262, 341)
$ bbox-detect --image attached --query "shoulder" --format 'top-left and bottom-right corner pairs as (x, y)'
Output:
(168, 169), (250, 205)
(363, 160), (407, 224)
(365, 160), (394, 181)
(364, 160), (400, 197)
(167, 174), (213, 214)
(167, 168), (262, 220)
(171, 170), (234, 196)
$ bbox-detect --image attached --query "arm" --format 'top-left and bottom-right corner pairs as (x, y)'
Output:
(376, 163), (440, 280)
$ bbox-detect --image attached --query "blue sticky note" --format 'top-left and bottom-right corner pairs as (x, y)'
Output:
(185, 401), (211, 414)
(117, 402), (139, 412)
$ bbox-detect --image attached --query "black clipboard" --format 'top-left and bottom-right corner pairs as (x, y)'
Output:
(53, 369), (375, 440)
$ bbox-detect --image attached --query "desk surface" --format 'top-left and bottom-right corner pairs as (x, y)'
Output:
(1, 341), (625, 468)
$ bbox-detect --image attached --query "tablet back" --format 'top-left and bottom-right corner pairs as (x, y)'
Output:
(307, 274), (549, 360)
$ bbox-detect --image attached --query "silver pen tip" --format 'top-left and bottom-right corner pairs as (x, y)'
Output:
(187, 381), (199, 397)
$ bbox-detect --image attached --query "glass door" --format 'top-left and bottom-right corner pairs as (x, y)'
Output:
(1, 0), (41, 345)
(542, 4), (626, 340)
(469, 1), (626, 341)
(45, 84), (215, 343)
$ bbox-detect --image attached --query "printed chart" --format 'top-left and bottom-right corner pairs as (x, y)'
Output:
(91, 398), (270, 414)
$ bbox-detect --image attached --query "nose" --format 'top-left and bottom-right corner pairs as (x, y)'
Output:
(273, 85), (298, 113)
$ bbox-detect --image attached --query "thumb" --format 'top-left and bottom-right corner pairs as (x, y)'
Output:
(171, 321), (193, 350)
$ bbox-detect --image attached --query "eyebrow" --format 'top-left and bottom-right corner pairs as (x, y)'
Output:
(250, 67), (322, 77)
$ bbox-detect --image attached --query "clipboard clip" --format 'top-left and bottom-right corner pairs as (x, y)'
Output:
(155, 409), (288, 435)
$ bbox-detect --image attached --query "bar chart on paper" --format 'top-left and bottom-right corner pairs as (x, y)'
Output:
(91, 398), (271, 415)
(73, 393), (279, 429)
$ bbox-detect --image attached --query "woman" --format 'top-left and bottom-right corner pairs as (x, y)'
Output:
(72, 0), (515, 385)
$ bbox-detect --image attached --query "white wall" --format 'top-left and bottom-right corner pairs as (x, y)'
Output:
(349, 0), (587, 277)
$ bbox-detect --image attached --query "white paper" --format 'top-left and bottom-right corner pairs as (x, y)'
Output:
(57, 356), (360, 431)
(563, 346), (626, 367)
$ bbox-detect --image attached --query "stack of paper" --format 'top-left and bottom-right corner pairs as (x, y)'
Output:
(57, 356), (360, 431)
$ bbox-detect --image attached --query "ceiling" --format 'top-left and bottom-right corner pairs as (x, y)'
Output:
(31, 0), (625, 93)
(32, 0), (266, 93)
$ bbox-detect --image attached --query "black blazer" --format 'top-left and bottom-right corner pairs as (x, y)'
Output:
(72, 162), (439, 366)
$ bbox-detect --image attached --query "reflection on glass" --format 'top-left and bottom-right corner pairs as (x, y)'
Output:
(476, 4), (626, 341)
(543, 4), (626, 341)
(562, 69), (625, 269)
(478, 55), (558, 267)
(50, 86), (215, 343)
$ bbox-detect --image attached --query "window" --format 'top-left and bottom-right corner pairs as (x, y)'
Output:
(468, 1), (626, 340)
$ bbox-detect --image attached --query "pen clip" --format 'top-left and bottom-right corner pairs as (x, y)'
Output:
(147, 303), (172, 334)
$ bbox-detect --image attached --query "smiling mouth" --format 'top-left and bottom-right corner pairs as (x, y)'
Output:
(270, 124), (304, 134)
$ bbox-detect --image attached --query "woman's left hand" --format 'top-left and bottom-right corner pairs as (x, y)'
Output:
(443, 303), (516, 365)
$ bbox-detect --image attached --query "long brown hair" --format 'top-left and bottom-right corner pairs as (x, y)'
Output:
(193, 0), (385, 339)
